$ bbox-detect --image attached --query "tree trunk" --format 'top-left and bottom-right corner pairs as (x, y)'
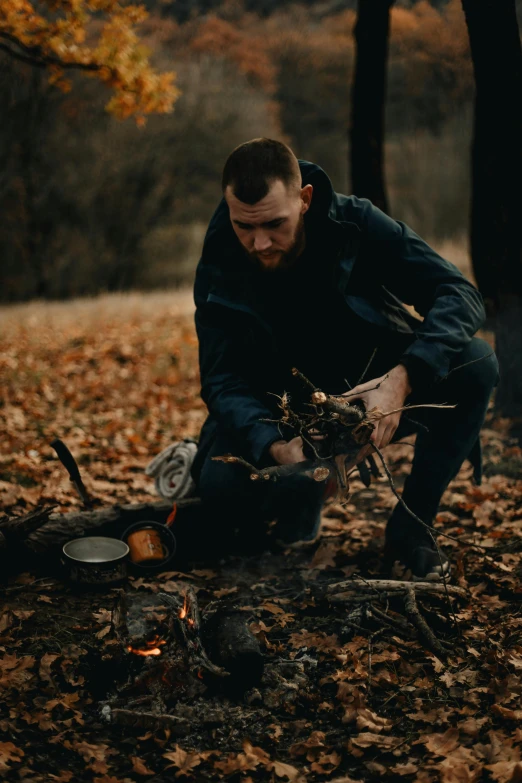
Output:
(461, 0), (522, 416)
(349, 0), (395, 213)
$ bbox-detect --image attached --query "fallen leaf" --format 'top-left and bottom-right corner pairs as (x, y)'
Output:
(0, 742), (24, 773)
(491, 705), (522, 721)
(39, 652), (60, 685)
(290, 731), (326, 758)
(272, 760), (300, 780)
(391, 762), (418, 776)
(349, 733), (403, 751)
(485, 761), (522, 783)
(0, 653), (36, 690)
(0, 612), (13, 634)
(214, 587), (239, 598)
(93, 609), (112, 624)
(355, 708), (393, 733)
(311, 751), (342, 773)
(163, 746), (203, 777)
(130, 756), (154, 776)
(421, 728), (460, 757)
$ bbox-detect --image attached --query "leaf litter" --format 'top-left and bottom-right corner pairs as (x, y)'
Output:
(0, 295), (521, 781)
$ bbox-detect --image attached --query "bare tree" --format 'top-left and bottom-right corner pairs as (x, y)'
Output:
(461, 0), (522, 415)
(349, 0), (395, 213)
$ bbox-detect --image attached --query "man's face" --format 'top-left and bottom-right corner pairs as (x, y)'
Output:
(225, 179), (313, 272)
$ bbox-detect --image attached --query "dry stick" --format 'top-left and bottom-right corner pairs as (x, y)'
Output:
(291, 367), (319, 392)
(212, 455), (331, 484)
(103, 707), (190, 732)
(369, 604), (417, 639)
(373, 445), (493, 553)
(441, 350), (495, 381)
(159, 591), (228, 679)
(327, 579), (467, 600)
(356, 347), (378, 386)
(331, 373), (390, 399)
(404, 585), (451, 657)
(372, 446), (459, 630)
(367, 402), (456, 420)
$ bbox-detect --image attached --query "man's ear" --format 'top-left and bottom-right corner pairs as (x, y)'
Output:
(300, 184), (313, 214)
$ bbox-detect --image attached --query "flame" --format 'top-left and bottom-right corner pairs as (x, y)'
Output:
(128, 646), (163, 657)
(179, 594), (188, 620)
(127, 636), (166, 657)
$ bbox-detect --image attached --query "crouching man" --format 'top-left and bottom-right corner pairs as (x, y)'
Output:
(190, 138), (498, 580)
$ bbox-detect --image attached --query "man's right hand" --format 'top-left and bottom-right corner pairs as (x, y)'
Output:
(269, 437), (307, 465)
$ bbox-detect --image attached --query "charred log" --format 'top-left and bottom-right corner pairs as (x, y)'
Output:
(203, 609), (264, 692)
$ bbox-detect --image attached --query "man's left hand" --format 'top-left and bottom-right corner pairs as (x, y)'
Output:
(343, 364), (412, 450)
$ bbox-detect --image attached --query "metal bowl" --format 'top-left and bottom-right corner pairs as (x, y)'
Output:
(62, 537), (129, 585)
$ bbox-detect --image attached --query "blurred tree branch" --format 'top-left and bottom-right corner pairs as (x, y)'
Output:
(0, 1), (179, 120)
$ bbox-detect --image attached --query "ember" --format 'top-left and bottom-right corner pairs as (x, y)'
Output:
(128, 646), (163, 657)
(179, 595), (188, 619)
(127, 636), (166, 657)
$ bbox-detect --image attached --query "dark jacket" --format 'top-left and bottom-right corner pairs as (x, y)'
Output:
(193, 160), (485, 467)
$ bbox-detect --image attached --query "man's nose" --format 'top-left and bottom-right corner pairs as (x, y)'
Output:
(253, 231), (272, 252)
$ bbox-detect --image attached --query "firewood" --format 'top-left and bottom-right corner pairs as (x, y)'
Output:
(159, 589), (228, 679)
(203, 609), (264, 691)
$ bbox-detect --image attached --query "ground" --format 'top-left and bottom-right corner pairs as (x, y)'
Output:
(1, 291), (522, 783)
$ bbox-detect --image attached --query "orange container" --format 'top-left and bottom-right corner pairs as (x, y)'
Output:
(127, 528), (169, 563)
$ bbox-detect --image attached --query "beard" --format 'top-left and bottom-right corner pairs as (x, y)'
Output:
(245, 214), (306, 274)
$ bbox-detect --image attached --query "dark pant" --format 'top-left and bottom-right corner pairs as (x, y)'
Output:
(192, 337), (498, 554)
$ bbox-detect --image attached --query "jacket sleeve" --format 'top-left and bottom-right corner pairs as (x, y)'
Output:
(351, 198), (486, 383)
(195, 302), (283, 465)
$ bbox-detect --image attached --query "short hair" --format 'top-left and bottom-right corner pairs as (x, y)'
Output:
(222, 138), (302, 204)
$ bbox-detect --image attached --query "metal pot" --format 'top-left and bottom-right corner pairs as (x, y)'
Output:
(62, 536), (129, 585)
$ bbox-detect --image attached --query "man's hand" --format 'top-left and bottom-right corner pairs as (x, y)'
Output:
(344, 364), (412, 451)
(269, 437), (307, 465)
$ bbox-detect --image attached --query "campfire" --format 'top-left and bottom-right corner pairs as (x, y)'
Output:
(101, 584), (264, 731)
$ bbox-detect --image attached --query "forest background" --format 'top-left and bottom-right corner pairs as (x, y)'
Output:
(3, 0), (521, 303)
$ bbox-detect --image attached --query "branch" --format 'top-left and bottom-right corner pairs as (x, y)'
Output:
(212, 455), (332, 484)
(404, 585), (452, 657)
(0, 32), (104, 73)
(326, 578), (468, 601)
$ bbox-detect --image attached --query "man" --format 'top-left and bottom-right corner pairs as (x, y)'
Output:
(191, 138), (498, 580)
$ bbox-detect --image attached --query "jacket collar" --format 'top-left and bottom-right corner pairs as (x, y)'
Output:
(200, 161), (360, 321)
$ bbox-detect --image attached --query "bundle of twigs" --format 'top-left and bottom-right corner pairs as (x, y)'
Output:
(214, 367), (440, 495)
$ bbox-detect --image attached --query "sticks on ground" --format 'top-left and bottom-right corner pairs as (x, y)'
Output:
(326, 579), (467, 601)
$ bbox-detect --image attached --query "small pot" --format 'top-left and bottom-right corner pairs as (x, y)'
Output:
(62, 536), (129, 585)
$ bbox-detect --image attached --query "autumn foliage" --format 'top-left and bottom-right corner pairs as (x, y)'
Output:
(0, 0), (179, 119)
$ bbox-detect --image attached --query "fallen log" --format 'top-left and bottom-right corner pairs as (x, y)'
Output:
(0, 506), (56, 551)
(0, 497), (200, 556)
